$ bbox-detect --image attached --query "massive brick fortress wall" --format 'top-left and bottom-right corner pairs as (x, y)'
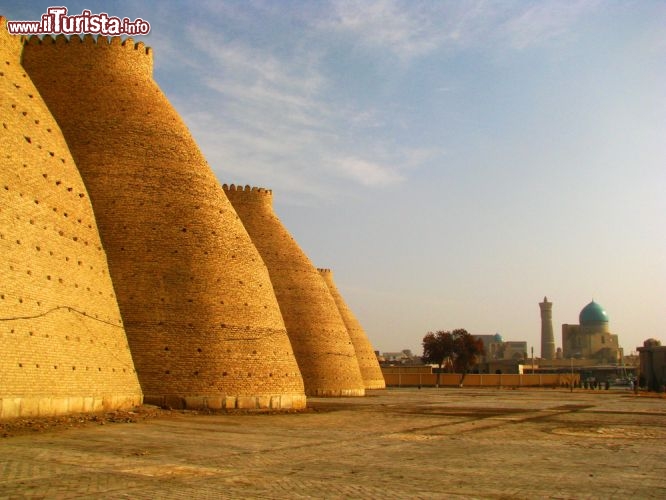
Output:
(0, 19), (142, 418)
(318, 269), (386, 389)
(22, 35), (306, 410)
(224, 185), (366, 397)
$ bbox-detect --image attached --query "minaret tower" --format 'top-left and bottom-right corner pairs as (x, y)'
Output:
(539, 297), (555, 360)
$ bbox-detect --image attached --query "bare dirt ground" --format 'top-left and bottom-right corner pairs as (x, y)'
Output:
(1, 387), (664, 499)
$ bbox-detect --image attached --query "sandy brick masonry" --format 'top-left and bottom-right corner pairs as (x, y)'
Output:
(318, 268), (385, 389)
(0, 18), (142, 418)
(224, 185), (365, 397)
(21, 35), (305, 410)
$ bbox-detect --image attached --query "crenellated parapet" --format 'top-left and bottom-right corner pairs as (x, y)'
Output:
(222, 184), (273, 208)
(24, 34), (152, 77)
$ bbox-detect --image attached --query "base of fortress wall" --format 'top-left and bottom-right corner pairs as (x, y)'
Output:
(307, 388), (366, 397)
(143, 393), (307, 411)
(365, 379), (388, 390)
(0, 394), (143, 420)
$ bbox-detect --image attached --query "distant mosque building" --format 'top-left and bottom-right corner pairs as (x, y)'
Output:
(562, 300), (622, 363)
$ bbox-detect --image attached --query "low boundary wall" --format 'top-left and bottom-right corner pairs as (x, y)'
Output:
(382, 367), (579, 387)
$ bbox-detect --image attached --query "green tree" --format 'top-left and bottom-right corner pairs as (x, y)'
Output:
(451, 329), (485, 387)
(422, 329), (485, 387)
(421, 330), (454, 387)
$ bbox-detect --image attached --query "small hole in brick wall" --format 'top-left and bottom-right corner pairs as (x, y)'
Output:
(24, 136), (31, 143)
(194, 371), (199, 375)
(222, 372), (228, 376)
(269, 373), (273, 377)
(36, 364), (39, 368)
(98, 367), (101, 371)
(18, 363), (22, 368)
(72, 366), (76, 370)
(197, 348), (202, 353)
(165, 370), (170, 374)
(164, 346), (169, 351)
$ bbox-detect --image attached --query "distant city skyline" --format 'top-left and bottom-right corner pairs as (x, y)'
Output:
(3, 1), (664, 356)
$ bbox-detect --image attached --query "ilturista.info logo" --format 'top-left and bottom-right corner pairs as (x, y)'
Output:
(6, 7), (150, 36)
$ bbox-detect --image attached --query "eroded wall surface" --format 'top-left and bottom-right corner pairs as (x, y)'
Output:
(0, 20), (142, 418)
(224, 185), (365, 397)
(22, 35), (305, 410)
(318, 269), (385, 389)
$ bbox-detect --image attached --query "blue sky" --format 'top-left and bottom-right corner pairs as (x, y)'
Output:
(5, 1), (665, 356)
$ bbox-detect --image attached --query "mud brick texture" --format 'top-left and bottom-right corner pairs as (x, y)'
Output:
(224, 185), (365, 397)
(0, 19), (142, 418)
(21, 34), (306, 410)
(318, 268), (385, 389)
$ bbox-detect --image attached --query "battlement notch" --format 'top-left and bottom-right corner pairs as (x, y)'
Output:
(23, 33), (153, 77)
(223, 183), (274, 206)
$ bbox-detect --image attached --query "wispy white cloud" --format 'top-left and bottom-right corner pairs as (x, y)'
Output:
(167, 20), (430, 200)
(318, 0), (601, 60)
(335, 157), (404, 186)
(499, 0), (600, 50)
(320, 0), (447, 60)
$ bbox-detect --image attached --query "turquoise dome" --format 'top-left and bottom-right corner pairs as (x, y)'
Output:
(579, 301), (609, 325)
